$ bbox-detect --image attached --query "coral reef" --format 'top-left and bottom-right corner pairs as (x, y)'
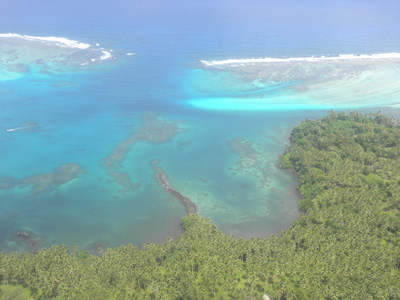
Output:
(104, 113), (184, 191)
(228, 137), (271, 188)
(19, 163), (85, 194)
(10, 230), (44, 252)
(150, 160), (197, 214)
(0, 176), (17, 190)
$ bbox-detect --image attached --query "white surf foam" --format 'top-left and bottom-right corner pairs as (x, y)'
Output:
(0, 33), (90, 49)
(0, 33), (120, 73)
(201, 53), (400, 67)
(100, 51), (112, 60)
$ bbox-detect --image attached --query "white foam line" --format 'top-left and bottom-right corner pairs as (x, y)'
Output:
(100, 50), (112, 60)
(126, 52), (135, 56)
(0, 33), (90, 49)
(201, 53), (400, 67)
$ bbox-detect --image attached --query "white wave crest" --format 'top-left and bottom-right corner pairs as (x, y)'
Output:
(0, 33), (90, 49)
(100, 51), (112, 60)
(0, 33), (118, 80)
(201, 53), (400, 67)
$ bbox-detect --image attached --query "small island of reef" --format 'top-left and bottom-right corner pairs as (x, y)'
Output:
(0, 111), (399, 299)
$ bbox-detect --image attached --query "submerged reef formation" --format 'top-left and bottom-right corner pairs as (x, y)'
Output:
(10, 230), (44, 252)
(84, 240), (111, 255)
(103, 113), (185, 191)
(228, 137), (271, 188)
(150, 160), (197, 214)
(19, 163), (85, 195)
(0, 176), (18, 190)
(225, 133), (300, 227)
(0, 164), (83, 251)
(135, 112), (184, 143)
(0, 163), (84, 194)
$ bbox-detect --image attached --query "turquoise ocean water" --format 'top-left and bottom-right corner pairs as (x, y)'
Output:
(1, 0), (400, 251)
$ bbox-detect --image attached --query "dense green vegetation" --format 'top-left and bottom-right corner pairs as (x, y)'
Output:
(1, 111), (399, 299)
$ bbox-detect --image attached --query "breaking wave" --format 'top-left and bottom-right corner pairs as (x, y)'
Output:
(201, 53), (400, 67)
(0, 33), (130, 80)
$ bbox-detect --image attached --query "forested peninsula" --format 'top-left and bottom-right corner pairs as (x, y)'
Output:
(1, 111), (399, 299)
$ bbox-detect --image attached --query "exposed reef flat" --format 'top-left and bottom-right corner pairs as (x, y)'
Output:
(103, 113), (185, 191)
(0, 33), (118, 81)
(188, 54), (400, 110)
(150, 160), (197, 214)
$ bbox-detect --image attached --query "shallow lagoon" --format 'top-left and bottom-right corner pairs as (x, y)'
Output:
(0, 37), (308, 250)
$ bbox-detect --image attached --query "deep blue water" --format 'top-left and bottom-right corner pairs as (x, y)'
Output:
(1, 0), (400, 251)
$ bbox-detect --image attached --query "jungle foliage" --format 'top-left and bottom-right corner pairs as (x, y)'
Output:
(1, 111), (399, 299)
